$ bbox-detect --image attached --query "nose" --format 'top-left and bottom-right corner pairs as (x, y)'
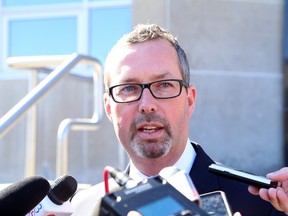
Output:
(138, 88), (158, 113)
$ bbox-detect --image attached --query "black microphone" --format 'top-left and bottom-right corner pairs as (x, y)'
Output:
(0, 175), (50, 215)
(48, 175), (77, 205)
(27, 175), (77, 216)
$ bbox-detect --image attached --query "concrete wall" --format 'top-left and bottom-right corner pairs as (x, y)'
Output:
(133, 0), (285, 174)
(0, 74), (122, 184)
(0, 79), (28, 181)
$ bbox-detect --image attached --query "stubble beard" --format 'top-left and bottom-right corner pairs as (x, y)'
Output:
(130, 113), (173, 159)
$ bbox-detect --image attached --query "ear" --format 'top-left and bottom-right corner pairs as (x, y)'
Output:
(187, 85), (196, 118)
(103, 93), (113, 123)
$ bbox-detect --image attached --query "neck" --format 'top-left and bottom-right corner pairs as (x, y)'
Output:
(131, 149), (184, 176)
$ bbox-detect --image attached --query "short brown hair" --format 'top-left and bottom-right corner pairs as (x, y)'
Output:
(104, 24), (190, 91)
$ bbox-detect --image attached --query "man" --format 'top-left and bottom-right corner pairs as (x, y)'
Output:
(71, 24), (287, 215)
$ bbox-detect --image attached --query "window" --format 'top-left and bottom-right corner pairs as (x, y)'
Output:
(8, 17), (77, 57)
(89, 6), (131, 64)
(2, 0), (80, 7)
(0, 0), (132, 73)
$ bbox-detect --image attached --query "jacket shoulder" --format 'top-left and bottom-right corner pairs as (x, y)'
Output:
(71, 179), (119, 216)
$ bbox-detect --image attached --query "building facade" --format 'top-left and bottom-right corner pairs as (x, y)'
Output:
(0, 0), (285, 184)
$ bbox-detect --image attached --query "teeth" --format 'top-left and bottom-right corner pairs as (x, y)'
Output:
(144, 126), (156, 129)
(143, 126), (156, 133)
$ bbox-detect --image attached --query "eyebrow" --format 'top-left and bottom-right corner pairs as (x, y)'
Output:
(120, 72), (175, 84)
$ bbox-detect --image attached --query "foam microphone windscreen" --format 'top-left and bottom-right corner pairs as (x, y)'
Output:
(48, 175), (78, 205)
(0, 175), (50, 215)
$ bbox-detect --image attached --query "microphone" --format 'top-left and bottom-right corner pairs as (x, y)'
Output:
(27, 175), (77, 216)
(106, 166), (200, 202)
(159, 167), (233, 215)
(98, 166), (209, 216)
(159, 166), (201, 205)
(0, 175), (50, 215)
(105, 166), (138, 190)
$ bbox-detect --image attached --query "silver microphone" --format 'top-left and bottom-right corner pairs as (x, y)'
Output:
(159, 166), (201, 206)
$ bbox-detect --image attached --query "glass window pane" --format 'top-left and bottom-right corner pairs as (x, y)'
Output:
(8, 17), (77, 57)
(3, 0), (80, 7)
(89, 6), (131, 64)
(89, 0), (126, 1)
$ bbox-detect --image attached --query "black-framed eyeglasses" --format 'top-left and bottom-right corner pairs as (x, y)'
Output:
(108, 79), (189, 103)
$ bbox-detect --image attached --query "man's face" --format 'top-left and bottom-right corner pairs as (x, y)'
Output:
(104, 39), (196, 168)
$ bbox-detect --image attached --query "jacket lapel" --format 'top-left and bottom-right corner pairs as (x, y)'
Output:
(189, 143), (220, 194)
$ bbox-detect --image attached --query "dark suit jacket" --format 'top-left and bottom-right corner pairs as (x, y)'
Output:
(190, 143), (285, 216)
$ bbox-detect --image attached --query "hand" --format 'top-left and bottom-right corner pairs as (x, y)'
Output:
(248, 167), (288, 214)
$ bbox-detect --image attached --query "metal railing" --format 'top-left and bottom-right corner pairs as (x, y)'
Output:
(0, 53), (103, 177)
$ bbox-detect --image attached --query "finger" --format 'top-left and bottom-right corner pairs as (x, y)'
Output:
(248, 185), (260, 195)
(258, 188), (272, 202)
(276, 189), (288, 213)
(257, 187), (288, 212)
(233, 212), (242, 216)
(267, 167), (288, 181)
(282, 181), (288, 193)
(267, 188), (281, 210)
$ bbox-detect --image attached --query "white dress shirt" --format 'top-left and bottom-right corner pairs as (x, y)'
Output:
(129, 139), (197, 183)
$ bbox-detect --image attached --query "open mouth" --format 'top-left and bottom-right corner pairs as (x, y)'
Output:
(142, 126), (158, 133)
(138, 123), (163, 131)
(136, 124), (165, 139)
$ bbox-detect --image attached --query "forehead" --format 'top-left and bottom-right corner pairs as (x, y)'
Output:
(106, 39), (182, 85)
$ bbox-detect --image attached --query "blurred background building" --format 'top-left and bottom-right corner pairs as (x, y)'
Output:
(0, 0), (285, 185)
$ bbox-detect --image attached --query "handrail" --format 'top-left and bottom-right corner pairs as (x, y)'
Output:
(56, 60), (103, 176)
(0, 53), (101, 138)
(30, 67), (94, 82)
(7, 55), (96, 81)
(0, 53), (103, 177)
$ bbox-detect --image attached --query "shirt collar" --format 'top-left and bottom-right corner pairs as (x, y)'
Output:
(129, 139), (196, 183)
